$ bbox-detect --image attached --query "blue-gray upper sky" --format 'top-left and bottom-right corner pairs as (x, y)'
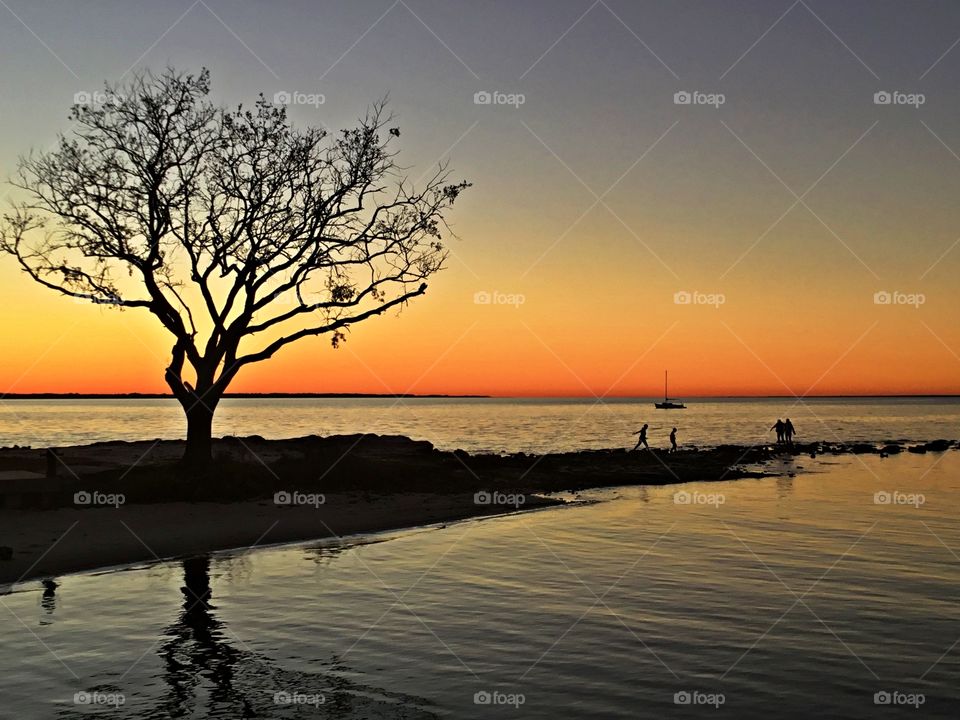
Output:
(2, 1), (960, 395)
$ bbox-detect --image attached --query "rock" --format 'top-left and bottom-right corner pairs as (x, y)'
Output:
(851, 443), (877, 454)
(908, 445), (927, 454)
(881, 444), (902, 455)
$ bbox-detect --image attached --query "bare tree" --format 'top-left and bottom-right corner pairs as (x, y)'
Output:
(1, 68), (469, 466)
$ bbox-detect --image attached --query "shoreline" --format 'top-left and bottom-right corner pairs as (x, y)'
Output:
(0, 392), (491, 400)
(1, 434), (956, 585)
(0, 492), (564, 588)
(3, 394), (959, 400)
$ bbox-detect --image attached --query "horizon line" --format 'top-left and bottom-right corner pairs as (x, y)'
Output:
(2, 392), (959, 400)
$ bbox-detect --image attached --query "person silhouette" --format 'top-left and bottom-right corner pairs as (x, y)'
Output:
(669, 427), (678, 453)
(784, 418), (795, 445)
(771, 419), (785, 444)
(633, 423), (649, 451)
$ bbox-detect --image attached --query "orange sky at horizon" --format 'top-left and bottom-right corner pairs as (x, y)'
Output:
(3, 151), (959, 397)
(2, 248), (958, 398)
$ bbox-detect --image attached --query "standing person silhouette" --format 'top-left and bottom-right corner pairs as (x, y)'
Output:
(633, 423), (649, 451)
(771, 419), (785, 444)
(784, 418), (795, 445)
(669, 427), (678, 453)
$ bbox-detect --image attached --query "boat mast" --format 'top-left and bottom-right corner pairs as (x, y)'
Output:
(664, 370), (668, 401)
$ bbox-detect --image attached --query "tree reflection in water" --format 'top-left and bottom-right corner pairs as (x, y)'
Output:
(61, 556), (438, 719)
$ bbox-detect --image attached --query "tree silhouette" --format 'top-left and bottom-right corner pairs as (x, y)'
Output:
(1, 69), (469, 466)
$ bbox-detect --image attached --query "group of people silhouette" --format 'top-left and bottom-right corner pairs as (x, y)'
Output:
(631, 418), (798, 451)
(632, 424), (678, 453)
(771, 418), (796, 445)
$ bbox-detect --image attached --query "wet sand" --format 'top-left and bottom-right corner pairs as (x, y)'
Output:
(0, 492), (560, 586)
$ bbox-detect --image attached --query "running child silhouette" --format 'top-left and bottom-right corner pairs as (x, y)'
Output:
(633, 423), (649, 451)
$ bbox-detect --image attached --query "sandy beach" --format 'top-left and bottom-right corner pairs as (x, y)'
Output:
(0, 492), (563, 586)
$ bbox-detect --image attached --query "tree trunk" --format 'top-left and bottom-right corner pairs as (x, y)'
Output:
(182, 401), (216, 468)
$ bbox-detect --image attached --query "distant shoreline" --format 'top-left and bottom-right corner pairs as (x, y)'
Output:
(0, 392), (492, 400)
(1, 393), (958, 400)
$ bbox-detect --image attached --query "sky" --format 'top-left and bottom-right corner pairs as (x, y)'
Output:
(1, 0), (959, 397)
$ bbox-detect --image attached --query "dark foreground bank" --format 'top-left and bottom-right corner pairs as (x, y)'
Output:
(0, 434), (955, 584)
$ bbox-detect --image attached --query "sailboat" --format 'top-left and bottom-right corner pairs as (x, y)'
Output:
(654, 370), (686, 409)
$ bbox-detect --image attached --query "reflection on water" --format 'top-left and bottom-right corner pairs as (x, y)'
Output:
(2, 453), (960, 718)
(48, 555), (437, 719)
(39, 579), (58, 627)
(152, 556), (242, 719)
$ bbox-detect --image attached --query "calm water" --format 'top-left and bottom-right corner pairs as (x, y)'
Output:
(0, 397), (958, 452)
(2, 453), (959, 718)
